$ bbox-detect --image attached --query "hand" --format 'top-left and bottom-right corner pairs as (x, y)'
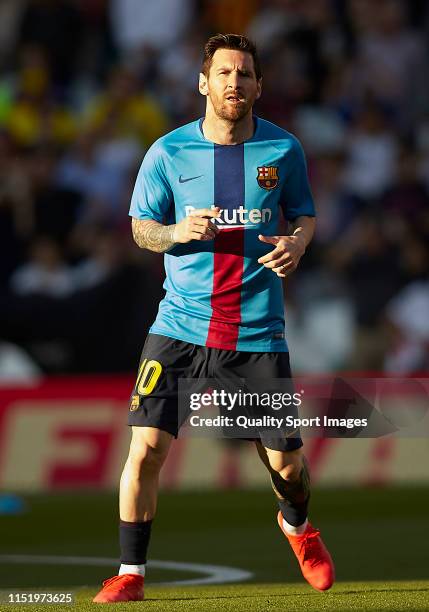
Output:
(173, 207), (221, 243)
(257, 234), (306, 278)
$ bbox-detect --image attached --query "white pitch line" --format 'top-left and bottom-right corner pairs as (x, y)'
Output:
(0, 555), (253, 586)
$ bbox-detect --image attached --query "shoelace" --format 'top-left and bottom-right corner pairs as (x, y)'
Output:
(298, 529), (323, 567)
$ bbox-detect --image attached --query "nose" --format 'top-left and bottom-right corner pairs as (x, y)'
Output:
(227, 69), (240, 90)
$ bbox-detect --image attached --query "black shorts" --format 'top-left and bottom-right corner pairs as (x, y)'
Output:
(128, 333), (303, 452)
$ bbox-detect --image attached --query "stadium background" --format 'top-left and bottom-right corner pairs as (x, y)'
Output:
(0, 0), (428, 606)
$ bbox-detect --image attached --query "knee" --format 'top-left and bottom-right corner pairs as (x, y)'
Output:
(269, 452), (303, 483)
(127, 442), (168, 476)
(276, 461), (302, 483)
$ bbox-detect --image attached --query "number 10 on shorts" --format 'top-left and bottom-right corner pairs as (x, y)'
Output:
(136, 359), (163, 396)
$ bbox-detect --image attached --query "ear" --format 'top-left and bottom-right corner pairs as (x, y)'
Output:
(199, 72), (208, 96)
(256, 77), (262, 100)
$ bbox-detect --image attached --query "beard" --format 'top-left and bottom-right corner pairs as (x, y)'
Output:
(209, 92), (254, 122)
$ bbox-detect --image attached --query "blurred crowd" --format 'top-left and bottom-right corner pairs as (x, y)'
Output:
(0, 0), (428, 377)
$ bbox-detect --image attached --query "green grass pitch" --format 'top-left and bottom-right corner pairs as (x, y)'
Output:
(0, 487), (428, 610)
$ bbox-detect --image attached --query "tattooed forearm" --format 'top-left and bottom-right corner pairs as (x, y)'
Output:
(131, 218), (177, 253)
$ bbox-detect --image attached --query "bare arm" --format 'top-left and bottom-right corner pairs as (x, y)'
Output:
(131, 218), (177, 253)
(131, 208), (221, 253)
(289, 215), (316, 250)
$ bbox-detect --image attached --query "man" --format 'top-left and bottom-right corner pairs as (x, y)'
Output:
(93, 33), (335, 604)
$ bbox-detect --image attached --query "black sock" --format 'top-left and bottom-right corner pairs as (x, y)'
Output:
(271, 458), (311, 527)
(278, 495), (309, 527)
(119, 519), (152, 564)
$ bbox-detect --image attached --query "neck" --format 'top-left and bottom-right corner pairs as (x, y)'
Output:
(202, 107), (255, 145)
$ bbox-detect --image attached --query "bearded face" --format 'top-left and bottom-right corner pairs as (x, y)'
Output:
(200, 49), (261, 123)
(208, 86), (254, 122)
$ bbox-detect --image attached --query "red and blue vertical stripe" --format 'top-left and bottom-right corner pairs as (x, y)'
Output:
(206, 144), (245, 350)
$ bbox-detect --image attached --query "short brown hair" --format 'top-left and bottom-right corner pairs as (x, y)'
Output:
(202, 33), (262, 81)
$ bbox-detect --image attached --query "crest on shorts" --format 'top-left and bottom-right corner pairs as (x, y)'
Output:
(130, 395), (140, 411)
(257, 166), (279, 190)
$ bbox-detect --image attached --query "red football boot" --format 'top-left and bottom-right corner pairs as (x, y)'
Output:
(92, 573), (144, 603)
(277, 511), (335, 591)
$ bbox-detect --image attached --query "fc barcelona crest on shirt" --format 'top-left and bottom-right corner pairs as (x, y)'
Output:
(257, 166), (279, 190)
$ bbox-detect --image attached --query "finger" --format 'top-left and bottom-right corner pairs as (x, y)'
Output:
(258, 246), (285, 264)
(277, 265), (296, 278)
(272, 260), (294, 273)
(258, 234), (279, 246)
(275, 264), (296, 278)
(265, 258), (291, 270)
(190, 207), (221, 218)
(192, 224), (216, 236)
(263, 254), (292, 269)
(190, 231), (212, 241)
(190, 228), (216, 241)
(191, 222), (217, 239)
(192, 218), (220, 233)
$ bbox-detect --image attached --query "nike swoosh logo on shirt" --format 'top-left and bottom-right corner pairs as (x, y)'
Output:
(179, 174), (203, 183)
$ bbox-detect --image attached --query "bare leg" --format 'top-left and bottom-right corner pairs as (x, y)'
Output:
(119, 426), (173, 522)
(255, 441), (310, 527)
(255, 441), (304, 482)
